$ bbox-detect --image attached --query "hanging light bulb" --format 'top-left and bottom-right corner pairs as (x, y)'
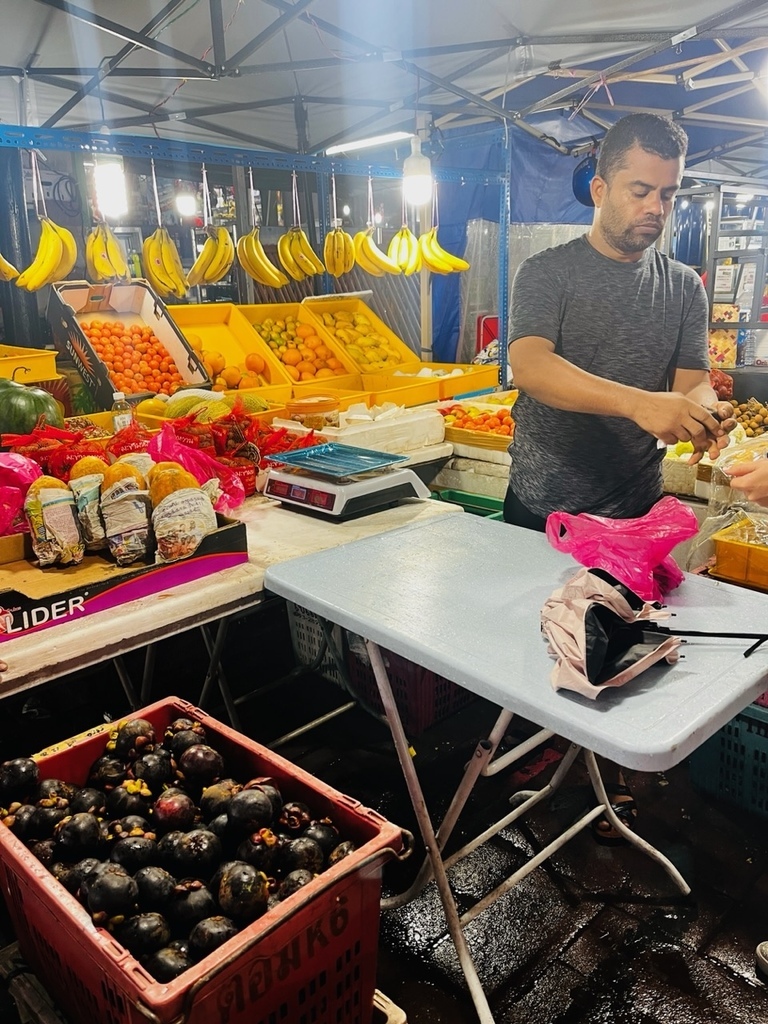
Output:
(94, 159), (128, 219)
(402, 135), (433, 206)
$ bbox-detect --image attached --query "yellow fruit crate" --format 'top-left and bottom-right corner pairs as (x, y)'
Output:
(443, 425), (512, 450)
(710, 520), (768, 591)
(237, 302), (362, 391)
(138, 400), (288, 430)
(167, 302), (293, 401)
(0, 344), (59, 384)
(288, 386), (373, 410)
(301, 296), (417, 372)
(361, 373), (441, 408)
(379, 361), (500, 399)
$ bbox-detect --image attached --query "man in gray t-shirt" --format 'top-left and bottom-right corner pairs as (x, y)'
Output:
(505, 113), (735, 530)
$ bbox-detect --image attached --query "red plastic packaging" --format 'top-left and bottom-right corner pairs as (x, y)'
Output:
(545, 495), (699, 602)
(0, 697), (405, 1024)
(147, 423), (245, 513)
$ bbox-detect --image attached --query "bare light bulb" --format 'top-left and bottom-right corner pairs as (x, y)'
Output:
(403, 136), (433, 206)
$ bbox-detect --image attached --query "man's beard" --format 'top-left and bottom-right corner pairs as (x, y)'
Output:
(602, 218), (663, 255)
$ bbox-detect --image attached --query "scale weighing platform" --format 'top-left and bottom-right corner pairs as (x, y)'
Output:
(264, 443), (431, 519)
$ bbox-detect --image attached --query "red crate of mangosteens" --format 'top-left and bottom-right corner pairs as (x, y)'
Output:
(0, 697), (407, 1024)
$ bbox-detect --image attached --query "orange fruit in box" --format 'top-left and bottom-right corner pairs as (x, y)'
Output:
(238, 373), (261, 389)
(244, 352), (266, 375)
(220, 365), (242, 389)
(203, 350), (226, 375)
(80, 319), (184, 396)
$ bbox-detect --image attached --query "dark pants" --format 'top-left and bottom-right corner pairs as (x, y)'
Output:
(503, 486), (547, 533)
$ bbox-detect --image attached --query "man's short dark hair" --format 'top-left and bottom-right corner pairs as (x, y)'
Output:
(596, 113), (688, 182)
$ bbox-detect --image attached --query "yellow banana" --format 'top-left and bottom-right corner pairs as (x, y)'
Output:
(353, 230), (384, 277)
(187, 230), (219, 287)
(388, 225), (419, 273)
(144, 229), (179, 297)
(203, 226), (234, 284)
(85, 229), (101, 282)
(323, 231), (338, 277)
(418, 230), (452, 274)
(88, 225), (119, 282)
(16, 218), (64, 291)
(427, 228), (470, 272)
(48, 220), (78, 282)
(277, 230), (306, 281)
(360, 228), (401, 275)
(0, 250), (19, 282)
(332, 229), (346, 277)
(341, 230), (356, 274)
(246, 228), (289, 287)
(293, 227), (325, 274)
(159, 227), (189, 297)
(102, 223), (130, 279)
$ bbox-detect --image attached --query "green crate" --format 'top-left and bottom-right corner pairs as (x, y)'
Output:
(688, 703), (768, 818)
(432, 489), (504, 519)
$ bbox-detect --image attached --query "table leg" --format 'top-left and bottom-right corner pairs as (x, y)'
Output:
(584, 750), (690, 895)
(366, 640), (497, 1024)
(139, 644), (156, 706)
(198, 618), (242, 730)
(111, 655), (139, 709)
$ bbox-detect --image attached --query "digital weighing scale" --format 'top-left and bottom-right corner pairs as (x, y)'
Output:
(264, 443), (431, 518)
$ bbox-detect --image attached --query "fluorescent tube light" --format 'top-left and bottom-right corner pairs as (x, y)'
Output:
(325, 131), (412, 155)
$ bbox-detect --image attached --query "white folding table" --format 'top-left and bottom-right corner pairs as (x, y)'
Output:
(265, 514), (768, 1024)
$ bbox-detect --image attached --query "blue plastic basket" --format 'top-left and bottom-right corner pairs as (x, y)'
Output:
(688, 703), (768, 818)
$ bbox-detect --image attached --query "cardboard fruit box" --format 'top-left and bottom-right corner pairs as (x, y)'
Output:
(0, 697), (405, 1024)
(0, 515), (247, 642)
(47, 281), (209, 410)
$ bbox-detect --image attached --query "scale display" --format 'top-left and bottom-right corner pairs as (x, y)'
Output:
(264, 463), (431, 518)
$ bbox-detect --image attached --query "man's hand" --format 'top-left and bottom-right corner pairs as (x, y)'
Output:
(632, 392), (729, 456)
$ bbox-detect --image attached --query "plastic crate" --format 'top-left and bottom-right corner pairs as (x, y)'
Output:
(287, 601), (348, 688)
(360, 374), (441, 408)
(346, 641), (476, 738)
(0, 343), (59, 384)
(688, 703), (768, 818)
(0, 697), (404, 1024)
(710, 521), (768, 591)
(377, 363), (500, 400)
(433, 489), (504, 519)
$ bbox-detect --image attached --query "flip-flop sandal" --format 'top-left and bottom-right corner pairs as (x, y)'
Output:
(591, 775), (637, 846)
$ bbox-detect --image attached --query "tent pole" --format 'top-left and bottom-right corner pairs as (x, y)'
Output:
(419, 198), (432, 360)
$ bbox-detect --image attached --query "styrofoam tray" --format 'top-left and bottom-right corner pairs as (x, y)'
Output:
(273, 405), (445, 454)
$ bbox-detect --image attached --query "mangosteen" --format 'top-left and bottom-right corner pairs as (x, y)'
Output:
(110, 836), (157, 873)
(35, 778), (76, 805)
(113, 912), (171, 958)
(167, 880), (217, 933)
(4, 803), (44, 842)
(135, 866), (177, 913)
(73, 857), (105, 899)
(236, 828), (279, 873)
(88, 755), (128, 792)
(106, 780), (153, 819)
(279, 836), (324, 875)
(226, 789), (272, 835)
(278, 801), (311, 836)
(243, 777), (283, 819)
(144, 946), (192, 982)
(156, 830), (185, 871)
(199, 779), (241, 821)
(131, 750), (177, 792)
(164, 717), (206, 747)
(70, 787), (107, 816)
(302, 820), (339, 857)
(33, 803), (71, 838)
(278, 869), (315, 900)
(0, 757), (39, 805)
(188, 916), (239, 962)
(49, 861), (80, 894)
(213, 861), (269, 925)
(152, 788), (197, 834)
(28, 838), (56, 868)
(178, 745), (225, 790)
(86, 863), (139, 925)
(169, 829), (222, 882)
(328, 840), (357, 866)
(109, 815), (155, 842)
(53, 812), (103, 860)
(107, 718), (156, 761)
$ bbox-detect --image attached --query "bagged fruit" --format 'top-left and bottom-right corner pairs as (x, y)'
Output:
(24, 475), (85, 566)
(152, 487), (218, 562)
(0, 453), (42, 535)
(100, 474), (153, 566)
(69, 474), (107, 551)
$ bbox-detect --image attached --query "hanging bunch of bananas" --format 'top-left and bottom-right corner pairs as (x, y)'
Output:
(353, 228), (402, 278)
(15, 217), (78, 291)
(236, 227), (290, 289)
(187, 226), (235, 287)
(323, 227), (356, 278)
(84, 223), (130, 284)
(141, 227), (189, 299)
(387, 225), (421, 276)
(418, 228), (471, 274)
(276, 227), (325, 282)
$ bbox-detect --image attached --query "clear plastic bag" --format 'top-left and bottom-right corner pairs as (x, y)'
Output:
(545, 496), (699, 603)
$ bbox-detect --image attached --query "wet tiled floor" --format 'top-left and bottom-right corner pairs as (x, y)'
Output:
(1, 601), (767, 1022)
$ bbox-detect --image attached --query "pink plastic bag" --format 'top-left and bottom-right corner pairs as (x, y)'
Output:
(147, 423), (245, 515)
(545, 496), (699, 602)
(0, 453), (43, 534)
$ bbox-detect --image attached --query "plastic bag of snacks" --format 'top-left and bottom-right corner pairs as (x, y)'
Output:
(24, 476), (85, 566)
(106, 421), (156, 461)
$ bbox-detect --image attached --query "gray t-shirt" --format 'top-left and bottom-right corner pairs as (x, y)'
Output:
(508, 234), (709, 519)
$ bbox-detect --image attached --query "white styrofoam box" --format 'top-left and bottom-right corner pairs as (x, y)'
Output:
(431, 457), (509, 500)
(272, 405), (445, 454)
(449, 441), (511, 465)
(662, 456), (697, 497)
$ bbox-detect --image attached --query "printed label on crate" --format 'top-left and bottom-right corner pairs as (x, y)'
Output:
(216, 892), (354, 1019)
